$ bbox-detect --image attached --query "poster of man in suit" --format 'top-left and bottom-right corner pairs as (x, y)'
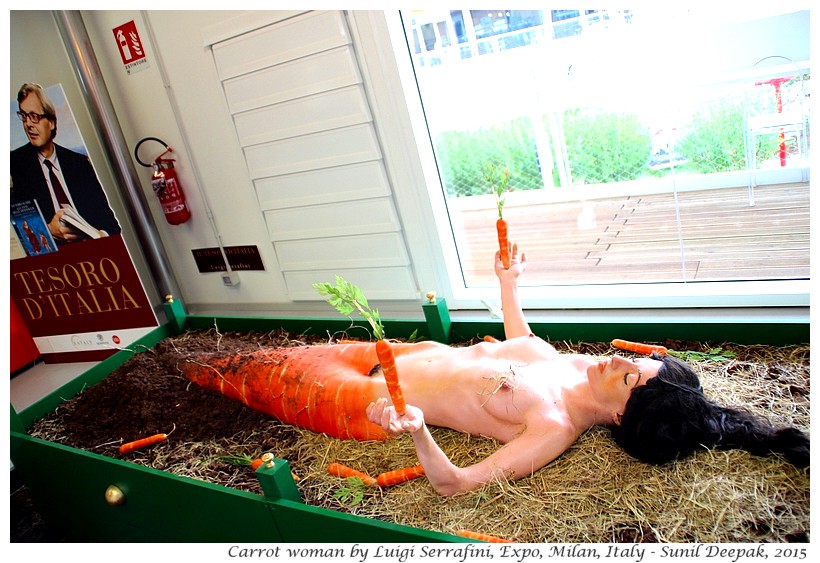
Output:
(10, 82), (157, 362)
(11, 82), (121, 245)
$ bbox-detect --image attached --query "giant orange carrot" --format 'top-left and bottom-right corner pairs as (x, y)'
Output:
(611, 339), (668, 356)
(183, 278), (411, 442)
(180, 343), (389, 441)
(377, 464), (425, 487)
(327, 462), (377, 487)
(376, 338), (405, 414)
(455, 529), (513, 543)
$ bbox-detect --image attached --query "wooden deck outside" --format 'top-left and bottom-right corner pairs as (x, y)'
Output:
(455, 183), (811, 286)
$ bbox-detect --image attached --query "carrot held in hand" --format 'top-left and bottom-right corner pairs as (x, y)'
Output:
(119, 424), (174, 454)
(611, 339), (668, 356)
(314, 275), (406, 414)
(327, 462), (377, 487)
(497, 218), (511, 270)
(376, 339), (405, 414)
(456, 529), (513, 543)
(377, 464), (425, 487)
(484, 162), (512, 269)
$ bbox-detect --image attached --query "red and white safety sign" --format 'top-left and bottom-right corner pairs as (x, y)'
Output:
(112, 20), (149, 75)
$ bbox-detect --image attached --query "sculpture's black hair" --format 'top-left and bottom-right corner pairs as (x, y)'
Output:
(610, 353), (809, 468)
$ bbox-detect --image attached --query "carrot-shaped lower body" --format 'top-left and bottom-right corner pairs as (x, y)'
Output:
(497, 218), (510, 269)
(179, 344), (388, 441)
(456, 529), (513, 543)
(328, 462), (377, 487)
(611, 339), (668, 356)
(376, 339), (406, 414)
(377, 464), (425, 487)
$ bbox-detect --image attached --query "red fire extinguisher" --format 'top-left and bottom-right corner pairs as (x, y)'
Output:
(134, 137), (191, 225)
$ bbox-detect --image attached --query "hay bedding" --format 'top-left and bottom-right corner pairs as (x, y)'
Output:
(28, 329), (810, 543)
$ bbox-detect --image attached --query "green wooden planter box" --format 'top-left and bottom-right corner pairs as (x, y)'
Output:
(10, 298), (808, 542)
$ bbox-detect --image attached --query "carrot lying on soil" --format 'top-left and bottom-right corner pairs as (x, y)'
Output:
(376, 464), (425, 487)
(455, 529), (513, 543)
(376, 338), (405, 414)
(611, 339), (668, 356)
(251, 458), (264, 470)
(327, 462), (377, 487)
(119, 431), (169, 454)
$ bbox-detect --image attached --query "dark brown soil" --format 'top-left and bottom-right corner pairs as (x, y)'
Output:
(59, 335), (295, 449)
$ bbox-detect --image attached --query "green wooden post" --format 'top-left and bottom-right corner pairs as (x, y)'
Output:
(162, 294), (187, 334)
(422, 292), (452, 344)
(10, 404), (25, 434)
(256, 455), (302, 502)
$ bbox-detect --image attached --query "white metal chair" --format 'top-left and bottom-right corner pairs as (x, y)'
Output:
(744, 56), (809, 206)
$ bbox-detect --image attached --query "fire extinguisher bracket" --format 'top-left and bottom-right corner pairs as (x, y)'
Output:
(134, 136), (171, 167)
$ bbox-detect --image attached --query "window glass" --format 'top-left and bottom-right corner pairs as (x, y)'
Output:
(399, 8), (810, 292)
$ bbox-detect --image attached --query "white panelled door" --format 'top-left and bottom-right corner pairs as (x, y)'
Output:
(210, 10), (419, 301)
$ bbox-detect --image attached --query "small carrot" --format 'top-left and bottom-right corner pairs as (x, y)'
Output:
(327, 462), (377, 487)
(484, 163), (511, 269)
(119, 425), (173, 455)
(483, 335), (501, 343)
(611, 339), (668, 356)
(218, 452), (271, 470)
(376, 339), (406, 414)
(455, 529), (513, 543)
(377, 464), (425, 487)
(497, 218), (511, 270)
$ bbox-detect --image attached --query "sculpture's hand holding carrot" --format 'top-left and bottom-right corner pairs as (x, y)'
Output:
(367, 398), (424, 435)
(494, 243), (527, 282)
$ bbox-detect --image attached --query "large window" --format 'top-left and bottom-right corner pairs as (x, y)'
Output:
(397, 8), (810, 307)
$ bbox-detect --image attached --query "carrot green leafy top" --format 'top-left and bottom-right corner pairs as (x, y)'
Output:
(313, 276), (385, 340)
(482, 162), (510, 219)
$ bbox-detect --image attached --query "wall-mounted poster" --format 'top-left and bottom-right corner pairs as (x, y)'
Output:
(9, 82), (158, 363)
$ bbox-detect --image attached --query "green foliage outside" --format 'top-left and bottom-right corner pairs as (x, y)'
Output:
(432, 93), (793, 197)
(434, 118), (544, 197)
(434, 110), (654, 196)
(561, 109), (651, 184)
(675, 95), (776, 173)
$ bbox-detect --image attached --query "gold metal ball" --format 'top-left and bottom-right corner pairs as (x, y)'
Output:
(104, 484), (126, 506)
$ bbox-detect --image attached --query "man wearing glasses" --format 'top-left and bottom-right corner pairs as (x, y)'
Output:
(11, 83), (121, 243)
